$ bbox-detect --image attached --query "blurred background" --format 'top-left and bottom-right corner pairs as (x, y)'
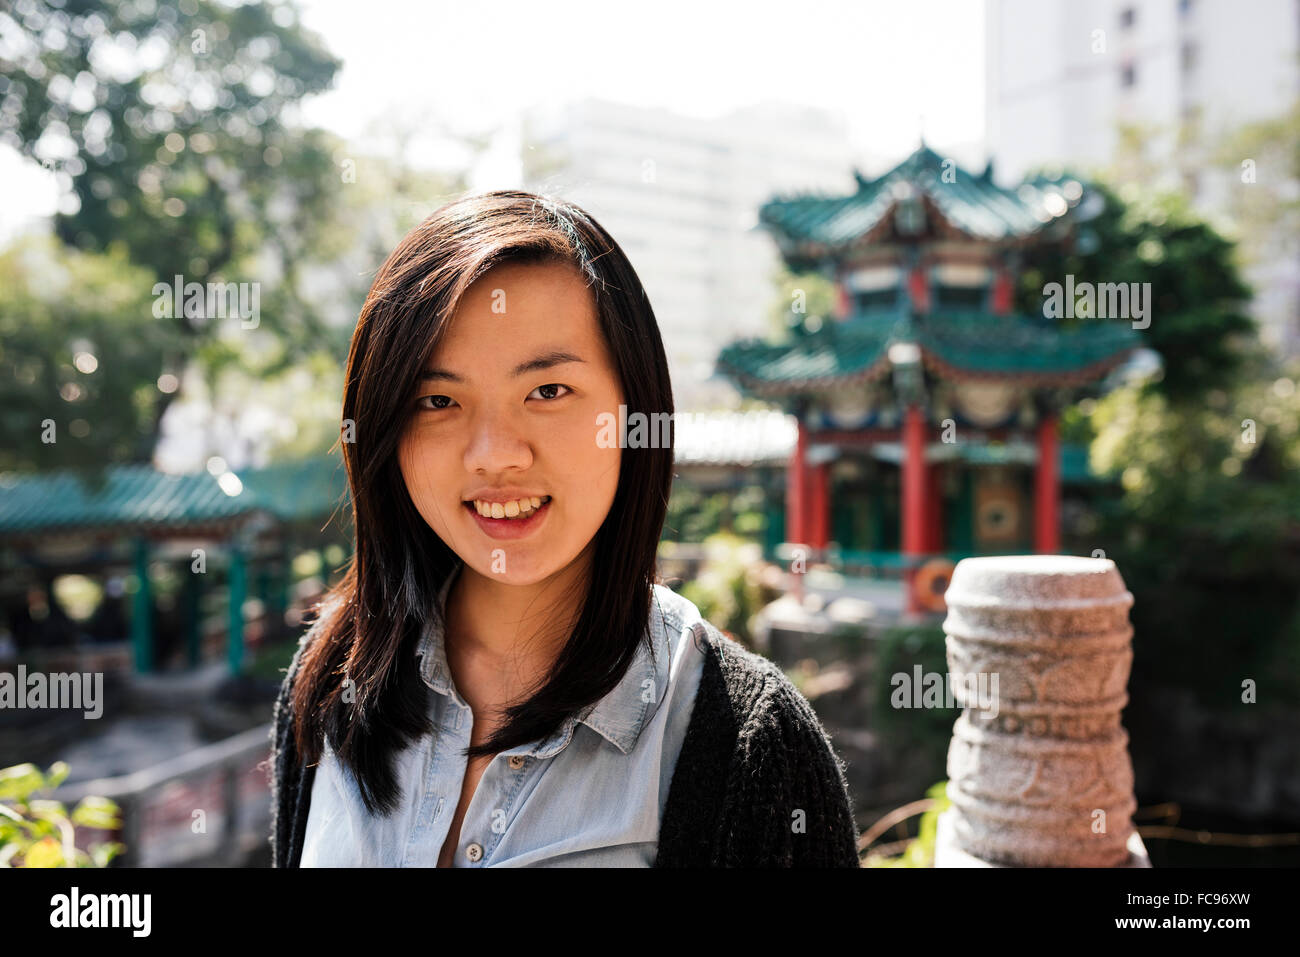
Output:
(1, 0), (1297, 867)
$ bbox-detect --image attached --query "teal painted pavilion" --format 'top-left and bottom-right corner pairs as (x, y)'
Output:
(0, 459), (350, 674)
(717, 145), (1139, 611)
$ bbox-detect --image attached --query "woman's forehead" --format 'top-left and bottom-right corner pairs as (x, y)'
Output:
(426, 262), (608, 370)
(463, 259), (591, 308)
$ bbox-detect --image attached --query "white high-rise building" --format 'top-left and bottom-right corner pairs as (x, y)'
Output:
(521, 98), (858, 408)
(985, 0), (1300, 354)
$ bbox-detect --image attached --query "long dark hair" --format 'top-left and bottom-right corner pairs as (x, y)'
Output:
(290, 190), (675, 815)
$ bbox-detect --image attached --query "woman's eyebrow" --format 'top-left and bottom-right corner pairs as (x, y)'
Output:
(418, 349), (586, 383)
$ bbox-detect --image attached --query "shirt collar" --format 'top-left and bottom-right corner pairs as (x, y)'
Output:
(414, 561), (674, 758)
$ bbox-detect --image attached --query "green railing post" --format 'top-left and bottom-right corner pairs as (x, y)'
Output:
(227, 544), (246, 676)
(130, 537), (153, 673)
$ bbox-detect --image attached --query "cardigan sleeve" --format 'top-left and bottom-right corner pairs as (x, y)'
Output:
(718, 661), (862, 867)
(268, 647), (301, 867)
(267, 623), (322, 868)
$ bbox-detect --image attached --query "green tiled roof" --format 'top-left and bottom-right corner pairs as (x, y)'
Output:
(916, 312), (1140, 382)
(717, 313), (903, 395)
(0, 458), (348, 538)
(717, 311), (1138, 396)
(760, 144), (1079, 266)
(235, 459), (350, 523)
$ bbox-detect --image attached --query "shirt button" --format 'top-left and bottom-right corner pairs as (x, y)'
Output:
(466, 842), (483, 863)
(508, 755), (525, 770)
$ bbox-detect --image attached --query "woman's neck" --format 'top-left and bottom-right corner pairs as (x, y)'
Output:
(442, 547), (592, 704)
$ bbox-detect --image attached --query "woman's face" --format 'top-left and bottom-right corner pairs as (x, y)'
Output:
(397, 259), (624, 587)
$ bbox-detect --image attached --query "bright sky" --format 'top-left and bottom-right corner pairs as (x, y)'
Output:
(294, 0), (988, 168)
(0, 0), (987, 238)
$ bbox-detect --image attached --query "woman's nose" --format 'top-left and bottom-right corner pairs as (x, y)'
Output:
(463, 408), (534, 474)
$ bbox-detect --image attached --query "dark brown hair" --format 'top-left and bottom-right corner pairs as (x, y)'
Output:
(289, 190), (675, 815)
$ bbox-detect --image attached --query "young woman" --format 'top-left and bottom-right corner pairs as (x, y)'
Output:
(268, 190), (860, 867)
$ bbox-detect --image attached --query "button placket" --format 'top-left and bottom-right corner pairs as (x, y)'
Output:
(460, 749), (535, 865)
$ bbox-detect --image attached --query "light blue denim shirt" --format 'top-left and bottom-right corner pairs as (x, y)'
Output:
(300, 562), (708, 867)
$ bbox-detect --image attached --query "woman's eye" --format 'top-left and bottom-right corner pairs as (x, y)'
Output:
(528, 383), (572, 401)
(416, 386), (569, 410)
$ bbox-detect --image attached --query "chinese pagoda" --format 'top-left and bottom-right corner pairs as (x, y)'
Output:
(716, 144), (1139, 612)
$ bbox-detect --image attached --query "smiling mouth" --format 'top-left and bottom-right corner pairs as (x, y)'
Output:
(463, 495), (553, 520)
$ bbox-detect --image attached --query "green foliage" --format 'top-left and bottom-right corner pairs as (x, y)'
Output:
(1213, 100), (1300, 275)
(663, 483), (768, 543)
(1016, 181), (1258, 401)
(0, 236), (188, 471)
(873, 623), (958, 748)
(865, 780), (951, 868)
(676, 532), (770, 645)
(0, 0), (393, 469)
(766, 262), (837, 340)
(0, 2), (491, 475)
(247, 633), (303, 682)
(1087, 362), (1300, 707)
(0, 762), (123, 868)
(1014, 168), (1299, 710)
(0, 0), (341, 288)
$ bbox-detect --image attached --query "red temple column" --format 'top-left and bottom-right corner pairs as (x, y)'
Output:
(902, 405), (928, 612)
(1035, 413), (1060, 554)
(908, 267), (930, 313)
(786, 416), (809, 546)
(990, 268), (1013, 314)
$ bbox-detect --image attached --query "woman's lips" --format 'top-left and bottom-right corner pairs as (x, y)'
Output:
(463, 497), (552, 540)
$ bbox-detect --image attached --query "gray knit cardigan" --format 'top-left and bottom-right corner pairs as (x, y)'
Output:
(268, 617), (861, 867)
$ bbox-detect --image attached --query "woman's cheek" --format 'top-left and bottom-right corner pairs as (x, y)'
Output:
(577, 398), (623, 465)
(398, 438), (449, 532)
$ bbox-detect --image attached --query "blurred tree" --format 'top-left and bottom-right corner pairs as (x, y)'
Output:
(1213, 99), (1299, 252)
(0, 3), (490, 471)
(0, 0), (348, 457)
(0, 235), (187, 472)
(1088, 361), (1300, 706)
(1213, 97), (1300, 354)
(676, 531), (767, 646)
(765, 261), (837, 340)
(0, 0), (340, 285)
(1015, 166), (1300, 708)
(1015, 181), (1259, 401)
(157, 137), (472, 468)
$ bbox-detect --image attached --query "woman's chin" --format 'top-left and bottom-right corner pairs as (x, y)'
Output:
(465, 550), (553, 586)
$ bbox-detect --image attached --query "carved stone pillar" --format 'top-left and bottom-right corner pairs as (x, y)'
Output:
(933, 555), (1150, 867)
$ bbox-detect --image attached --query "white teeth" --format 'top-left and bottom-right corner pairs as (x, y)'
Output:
(471, 496), (546, 519)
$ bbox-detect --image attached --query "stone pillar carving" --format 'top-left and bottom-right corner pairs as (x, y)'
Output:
(933, 555), (1150, 867)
